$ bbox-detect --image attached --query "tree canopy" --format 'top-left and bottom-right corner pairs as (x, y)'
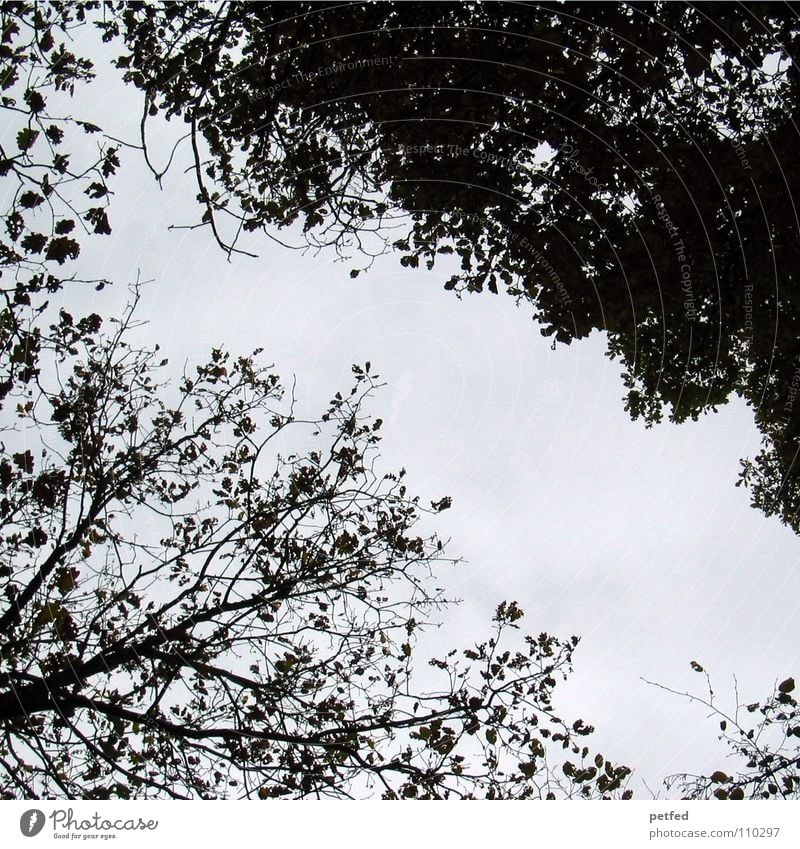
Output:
(0, 0), (798, 800)
(0, 286), (635, 798)
(107, 0), (800, 532)
(0, 2), (636, 800)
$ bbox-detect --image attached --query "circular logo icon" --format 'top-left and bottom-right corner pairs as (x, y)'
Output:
(20, 810), (45, 837)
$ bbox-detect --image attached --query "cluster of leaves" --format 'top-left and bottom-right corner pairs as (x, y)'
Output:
(662, 669), (800, 801)
(1, 2), (119, 272)
(0, 0), (796, 801)
(106, 1), (800, 531)
(0, 285), (634, 798)
(1, 1), (122, 422)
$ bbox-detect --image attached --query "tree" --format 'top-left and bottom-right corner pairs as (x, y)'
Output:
(105, 1), (800, 532)
(650, 667), (800, 800)
(1, 1), (796, 801)
(0, 284), (635, 799)
(1, 0), (121, 413)
(0, 1), (639, 801)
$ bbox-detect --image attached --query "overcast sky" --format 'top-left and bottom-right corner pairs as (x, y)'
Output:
(32, 25), (800, 798)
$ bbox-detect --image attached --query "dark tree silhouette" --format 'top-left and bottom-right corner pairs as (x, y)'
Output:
(1, 1), (121, 414)
(0, 285), (634, 799)
(651, 667), (800, 800)
(0, 0), (641, 802)
(1, 1), (797, 801)
(105, 1), (800, 532)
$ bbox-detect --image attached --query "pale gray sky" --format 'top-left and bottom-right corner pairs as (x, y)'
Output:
(32, 25), (800, 797)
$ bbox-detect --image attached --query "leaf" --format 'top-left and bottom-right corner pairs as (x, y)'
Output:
(39, 29), (54, 52)
(56, 568), (79, 595)
(16, 128), (39, 151)
(485, 728), (497, 745)
(710, 771), (729, 784)
(0, 460), (13, 489)
(84, 208), (111, 234)
(21, 232), (48, 254)
(101, 147), (120, 177)
(24, 88), (46, 113)
(45, 124), (63, 144)
(12, 450), (34, 473)
(45, 236), (80, 264)
(778, 677), (795, 694)
(35, 602), (75, 640)
(18, 191), (44, 209)
(24, 527), (48, 547)
(36, 602), (61, 625)
(690, 661), (704, 672)
(85, 182), (108, 199)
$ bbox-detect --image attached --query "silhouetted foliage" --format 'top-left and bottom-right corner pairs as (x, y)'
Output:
(106, 1), (800, 532)
(0, 285), (634, 799)
(0, 0), (640, 802)
(1, 1), (797, 801)
(1, 1), (120, 410)
(654, 667), (800, 800)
